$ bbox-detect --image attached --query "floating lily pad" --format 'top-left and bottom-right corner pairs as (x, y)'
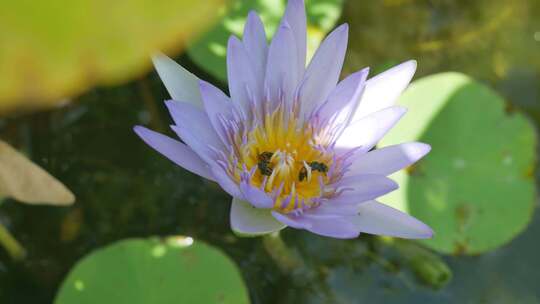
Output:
(0, 0), (224, 113)
(187, 0), (344, 81)
(55, 238), (249, 304)
(380, 72), (537, 255)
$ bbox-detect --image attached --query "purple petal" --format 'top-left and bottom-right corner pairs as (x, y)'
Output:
(227, 36), (261, 117)
(264, 22), (299, 109)
(335, 106), (407, 151)
(298, 24), (348, 120)
(352, 60), (417, 121)
(243, 11), (268, 98)
(151, 53), (202, 107)
(165, 100), (223, 150)
(170, 125), (214, 165)
(282, 0), (307, 77)
(348, 142), (431, 176)
(199, 80), (233, 140)
(312, 202), (362, 216)
(272, 211), (311, 229)
(239, 181), (274, 208)
(272, 209), (361, 239)
(209, 164), (243, 199)
(304, 215), (360, 239)
(331, 174), (398, 204)
(133, 126), (214, 181)
(313, 68), (369, 124)
(347, 200), (434, 239)
(231, 199), (286, 236)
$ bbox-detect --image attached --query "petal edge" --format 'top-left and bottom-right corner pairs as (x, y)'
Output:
(231, 199), (286, 237)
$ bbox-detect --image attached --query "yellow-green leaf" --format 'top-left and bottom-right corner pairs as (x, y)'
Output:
(0, 0), (225, 114)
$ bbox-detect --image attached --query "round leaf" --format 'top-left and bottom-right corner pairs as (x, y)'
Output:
(187, 0), (344, 81)
(55, 237), (249, 304)
(0, 0), (224, 113)
(380, 72), (537, 254)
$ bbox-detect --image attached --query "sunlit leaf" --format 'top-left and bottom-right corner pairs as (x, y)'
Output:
(55, 237), (249, 304)
(0, 139), (75, 205)
(0, 0), (225, 114)
(380, 72), (537, 255)
(187, 0), (344, 81)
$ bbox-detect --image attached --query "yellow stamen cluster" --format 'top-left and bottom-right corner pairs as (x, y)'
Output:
(236, 107), (333, 212)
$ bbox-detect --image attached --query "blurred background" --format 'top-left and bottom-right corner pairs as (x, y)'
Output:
(0, 0), (539, 303)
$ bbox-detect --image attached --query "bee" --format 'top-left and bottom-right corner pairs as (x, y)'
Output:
(309, 161), (328, 174)
(258, 152), (273, 162)
(298, 161), (328, 182)
(257, 152), (274, 176)
(299, 166), (308, 182)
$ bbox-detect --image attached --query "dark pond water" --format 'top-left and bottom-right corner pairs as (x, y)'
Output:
(0, 0), (539, 303)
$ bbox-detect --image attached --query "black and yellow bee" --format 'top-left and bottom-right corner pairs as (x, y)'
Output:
(298, 161), (328, 182)
(309, 161), (328, 173)
(298, 166), (308, 182)
(257, 152), (274, 176)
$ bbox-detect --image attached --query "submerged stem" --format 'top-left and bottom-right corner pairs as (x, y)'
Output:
(380, 237), (452, 289)
(0, 223), (26, 260)
(262, 232), (304, 273)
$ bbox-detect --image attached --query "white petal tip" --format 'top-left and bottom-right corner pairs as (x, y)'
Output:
(399, 219), (435, 239)
(362, 66), (370, 74)
(391, 60), (417, 76)
(247, 10), (258, 19)
(150, 52), (172, 68)
(351, 67), (370, 79)
(406, 142), (432, 159)
(279, 21), (292, 31)
(133, 125), (149, 137)
(228, 35), (241, 45)
(414, 225), (435, 239)
(405, 59), (417, 68)
(336, 23), (349, 32)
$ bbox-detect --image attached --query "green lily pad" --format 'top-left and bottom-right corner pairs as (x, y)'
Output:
(380, 72), (537, 255)
(187, 0), (344, 81)
(0, 0), (224, 114)
(55, 237), (249, 304)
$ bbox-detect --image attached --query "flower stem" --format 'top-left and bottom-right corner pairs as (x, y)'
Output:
(262, 232), (303, 272)
(380, 238), (452, 289)
(0, 223), (26, 260)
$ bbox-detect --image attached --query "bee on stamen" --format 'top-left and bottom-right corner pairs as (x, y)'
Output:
(309, 161), (328, 174)
(257, 152), (274, 176)
(299, 166), (308, 182)
(299, 161), (322, 182)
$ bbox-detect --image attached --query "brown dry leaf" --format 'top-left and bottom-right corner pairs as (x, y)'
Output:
(0, 140), (75, 205)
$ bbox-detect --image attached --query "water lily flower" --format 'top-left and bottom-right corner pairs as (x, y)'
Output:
(134, 0), (433, 239)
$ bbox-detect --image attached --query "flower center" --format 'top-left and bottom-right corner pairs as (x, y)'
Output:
(235, 107), (335, 212)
